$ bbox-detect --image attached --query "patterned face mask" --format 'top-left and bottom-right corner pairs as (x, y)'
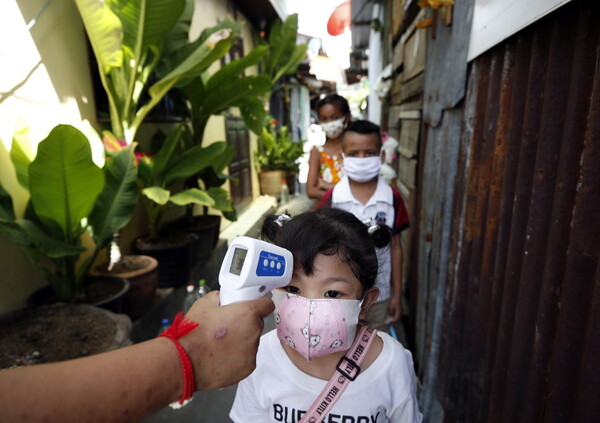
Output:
(320, 117), (347, 139)
(272, 289), (362, 362)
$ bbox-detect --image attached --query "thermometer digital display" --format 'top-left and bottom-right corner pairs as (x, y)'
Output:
(219, 236), (293, 305)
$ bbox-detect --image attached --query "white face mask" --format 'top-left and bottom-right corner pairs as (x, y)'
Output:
(320, 117), (347, 139)
(272, 289), (362, 362)
(342, 155), (382, 182)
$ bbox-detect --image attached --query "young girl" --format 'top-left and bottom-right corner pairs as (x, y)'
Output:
(306, 94), (351, 200)
(230, 208), (422, 423)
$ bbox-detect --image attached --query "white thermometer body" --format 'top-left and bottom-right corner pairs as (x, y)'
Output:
(218, 236), (293, 305)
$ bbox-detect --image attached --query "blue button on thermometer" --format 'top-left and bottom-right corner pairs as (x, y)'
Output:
(219, 236), (293, 305)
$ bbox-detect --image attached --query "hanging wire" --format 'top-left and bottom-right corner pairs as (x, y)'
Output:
(26, 0), (53, 30)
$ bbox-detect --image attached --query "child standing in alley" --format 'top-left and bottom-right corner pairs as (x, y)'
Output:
(306, 94), (351, 200)
(230, 208), (421, 422)
(316, 120), (410, 332)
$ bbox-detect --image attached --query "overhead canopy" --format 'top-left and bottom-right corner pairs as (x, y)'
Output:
(231, 0), (286, 31)
(346, 0), (373, 82)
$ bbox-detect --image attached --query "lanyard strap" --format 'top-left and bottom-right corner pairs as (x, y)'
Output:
(299, 326), (378, 423)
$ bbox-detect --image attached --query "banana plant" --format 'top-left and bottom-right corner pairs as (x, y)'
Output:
(133, 124), (235, 239)
(0, 125), (139, 301)
(260, 14), (308, 85)
(174, 13), (307, 218)
(75, 0), (241, 143)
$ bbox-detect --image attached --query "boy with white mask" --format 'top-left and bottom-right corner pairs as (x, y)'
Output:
(316, 120), (410, 332)
(230, 208), (421, 422)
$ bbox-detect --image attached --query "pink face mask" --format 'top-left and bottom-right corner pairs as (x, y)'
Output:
(271, 289), (362, 362)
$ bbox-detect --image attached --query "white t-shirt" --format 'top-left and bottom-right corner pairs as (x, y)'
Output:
(331, 176), (397, 302)
(230, 329), (422, 423)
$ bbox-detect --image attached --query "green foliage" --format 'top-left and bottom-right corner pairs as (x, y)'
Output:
(0, 125), (139, 301)
(134, 124), (237, 237)
(255, 118), (304, 172)
(261, 14), (308, 84)
(75, 0), (240, 143)
(173, 13), (307, 220)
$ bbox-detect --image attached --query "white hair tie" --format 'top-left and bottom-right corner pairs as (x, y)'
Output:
(363, 218), (379, 235)
(275, 213), (291, 227)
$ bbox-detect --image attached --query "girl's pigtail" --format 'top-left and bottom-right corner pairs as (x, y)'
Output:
(364, 218), (392, 248)
(261, 212), (291, 242)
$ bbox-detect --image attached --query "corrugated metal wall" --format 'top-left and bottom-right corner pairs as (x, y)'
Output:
(414, 1), (600, 421)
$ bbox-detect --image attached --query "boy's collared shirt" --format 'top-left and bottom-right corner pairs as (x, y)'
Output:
(316, 176), (410, 302)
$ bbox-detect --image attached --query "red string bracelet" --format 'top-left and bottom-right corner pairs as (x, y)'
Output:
(158, 312), (199, 409)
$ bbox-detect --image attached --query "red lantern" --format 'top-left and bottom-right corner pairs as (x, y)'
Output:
(327, 1), (351, 36)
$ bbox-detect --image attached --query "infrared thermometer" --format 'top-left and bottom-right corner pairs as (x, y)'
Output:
(218, 236), (293, 305)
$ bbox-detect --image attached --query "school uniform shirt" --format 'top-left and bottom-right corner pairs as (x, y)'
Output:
(315, 176), (410, 303)
(230, 329), (422, 423)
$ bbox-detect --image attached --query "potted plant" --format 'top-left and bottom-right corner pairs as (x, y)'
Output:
(76, 0), (243, 268)
(0, 124), (139, 310)
(75, 0), (241, 144)
(0, 123), (141, 368)
(255, 117), (305, 198)
(170, 13), (307, 236)
(165, 38), (272, 264)
(130, 124), (234, 287)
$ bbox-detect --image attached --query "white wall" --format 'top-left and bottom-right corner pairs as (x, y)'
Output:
(367, 2), (384, 125)
(468, 0), (574, 61)
(0, 0), (100, 313)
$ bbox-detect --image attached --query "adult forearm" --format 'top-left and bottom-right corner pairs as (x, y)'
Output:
(0, 338), (180, 423)
(0, 292), (274, 422)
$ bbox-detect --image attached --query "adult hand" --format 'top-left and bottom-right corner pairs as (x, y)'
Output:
(181, 291), (274, 390)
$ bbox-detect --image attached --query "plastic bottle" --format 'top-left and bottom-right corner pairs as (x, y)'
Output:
(183, 284), (198, 313)
(158, 318), (171, 335)
(280, 179), (290, 205)
(197, 279), (210, 298)
(183, 280), (211, 313)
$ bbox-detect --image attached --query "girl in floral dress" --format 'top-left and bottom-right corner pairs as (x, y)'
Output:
(306, 94), (351, 200)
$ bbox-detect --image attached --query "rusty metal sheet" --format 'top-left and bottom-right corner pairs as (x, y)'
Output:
(413, 0), (600, 421)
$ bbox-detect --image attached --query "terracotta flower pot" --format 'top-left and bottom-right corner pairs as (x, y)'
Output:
(259, 170), (285, 197)
(94, 255), (159, 320)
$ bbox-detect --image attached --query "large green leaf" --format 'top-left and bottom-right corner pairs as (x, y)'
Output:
(169, 188), (214, 207)
(162, 0), (194, 54)
(199, 75), (271, 121)
(29, 125), (105, 239)
(209, 143), (235, 174)
(10, 121), (34, 190)
(163, 142), (227, 185)
(265, 15), (296, 76)
(89, 144), (139, 249)
(151, 124), (185, 183)
(205, 45), (268, 90)
(0, 219), (30, 248)
(263, 14), (305, 83)
(239, 96), (269, 135)
(74, 0), (123, 74)
(146, 20), (241, 105)
(142, 186), (170, 205)
(272, 44), (307, 83)
(107, 0), (184, 50)
(206, 187), (232, 211)
(15, 219), (86, 259)
(0, 185), (15, 220)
